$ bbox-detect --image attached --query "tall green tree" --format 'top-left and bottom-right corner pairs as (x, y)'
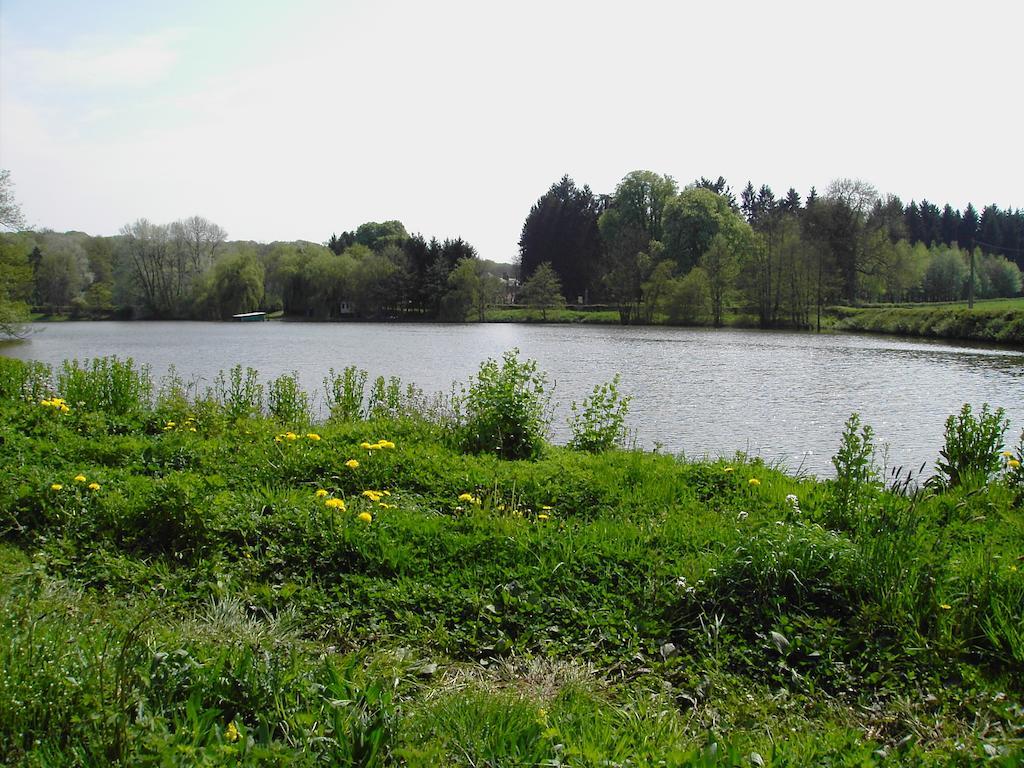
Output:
(518, 262), (565, 320)
(0, 233), (33, 337)
(958, 203), (979, 248)
(598, 171), (677, 323)
(824, 178), (880, 303)
(205, 246), (265, 318)
(518, 175), (603, 303)
(662, 188), (742, 274)
(354, 220), (409, 252)
(34, 235), (90, 313)
(700, 234), (739, 327)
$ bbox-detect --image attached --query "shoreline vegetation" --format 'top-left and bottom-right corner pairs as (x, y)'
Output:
(1, 353), (1022, 765)
(3, 169), (1023, 348)
(20, 296), (1024, 347)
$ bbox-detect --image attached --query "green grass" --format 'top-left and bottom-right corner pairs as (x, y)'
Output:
(831, 300), (1024, 344)
(485, 306), (625, 324)
(1, 355), (1022, 765)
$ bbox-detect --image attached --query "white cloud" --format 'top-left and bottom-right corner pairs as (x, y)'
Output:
(16, 29), (185, 89)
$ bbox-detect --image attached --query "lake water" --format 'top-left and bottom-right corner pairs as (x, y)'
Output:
(3, 321), (1023, 477)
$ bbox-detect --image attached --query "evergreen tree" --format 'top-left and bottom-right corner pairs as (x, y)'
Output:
(918, 200), (942, 245)
(978, 205), (1003, 255)
(940, 204), (961, 246)
(780, 188), (802, 213)
(905, 201), (922, 244)
(518, 175), (603, 303)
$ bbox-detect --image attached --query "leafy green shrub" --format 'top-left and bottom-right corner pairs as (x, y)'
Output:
(455, 349), (551, 460)
(935, 403), (1009, 488)
(267, 372), (310, 425)
(567, 374), (632, 453)
(0, 358), (52, 403)
(829, 413), (878, 529)
(324, 366), (368, 422)
(210, 365), (263, 421)
(367, 375), (432, 422)
(56, 357), (152, 415)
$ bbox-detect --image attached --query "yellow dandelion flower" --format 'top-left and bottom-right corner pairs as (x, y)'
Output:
(50, 483), (63, 491)
(939, 603), (952, 610)
(345, 459), (360, 469)
(325, 498), (346, 510)
(315, 489), (329, 498)
(225, 721), (239, 743)
(357, 511), (373, 524)
(274, 436), (283, 443)
(458, 493), (475, 503)
(381, 490), (390, 496)
(541, 505), (553, 511)
(306, 433), (321, 441)
(1009, 459), (1021, 469)
(189, 427), (197, 432)
(74, 474), (87, 483)
(1001, 450), (1014, 458)
(359, 441), (374, 450)
(537, 513), (550, 521)
(362, 490), (384, 502)
(285, 432), (298, 441)
(724, 466), (735, 473)
(60, 404), (70, 413)
(379, 440), (396, 449)
(748, 478), (761, 487)
(87, 482), (100, 491)
(166, 421), (176, 427)
(40, 399), (52, 407)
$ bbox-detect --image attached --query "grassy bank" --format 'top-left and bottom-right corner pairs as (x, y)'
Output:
(832, 299), (1024, 345)
(1, 356), (1022, 766)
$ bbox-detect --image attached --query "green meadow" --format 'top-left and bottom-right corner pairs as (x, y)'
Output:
(0, 355), (1022, 766)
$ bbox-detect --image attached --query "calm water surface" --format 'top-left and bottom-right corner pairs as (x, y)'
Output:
(4, 321), (1023, 477)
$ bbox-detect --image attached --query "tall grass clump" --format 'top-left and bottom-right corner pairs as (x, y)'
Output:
(934, 402), (1009, 488)
(455, 349), (551, 460)
(567, 374), (632, 453)
(56, 357), (152, 415)
(0, 571), (151, 765)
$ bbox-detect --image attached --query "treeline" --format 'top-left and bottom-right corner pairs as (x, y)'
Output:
(0, 217), (513, 322)
(2, 169), (1022, 331)
(519, 173), (1023, 327)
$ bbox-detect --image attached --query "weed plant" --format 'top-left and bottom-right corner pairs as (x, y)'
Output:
(935, 403), (1009, 488)
(455, 349), (551, 460)
(567, 373), (632, 453)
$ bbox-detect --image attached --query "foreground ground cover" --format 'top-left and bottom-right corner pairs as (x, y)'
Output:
(0, 356), (1022, 766)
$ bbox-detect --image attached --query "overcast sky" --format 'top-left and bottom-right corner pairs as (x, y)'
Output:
(2, 0), (1021, 261)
